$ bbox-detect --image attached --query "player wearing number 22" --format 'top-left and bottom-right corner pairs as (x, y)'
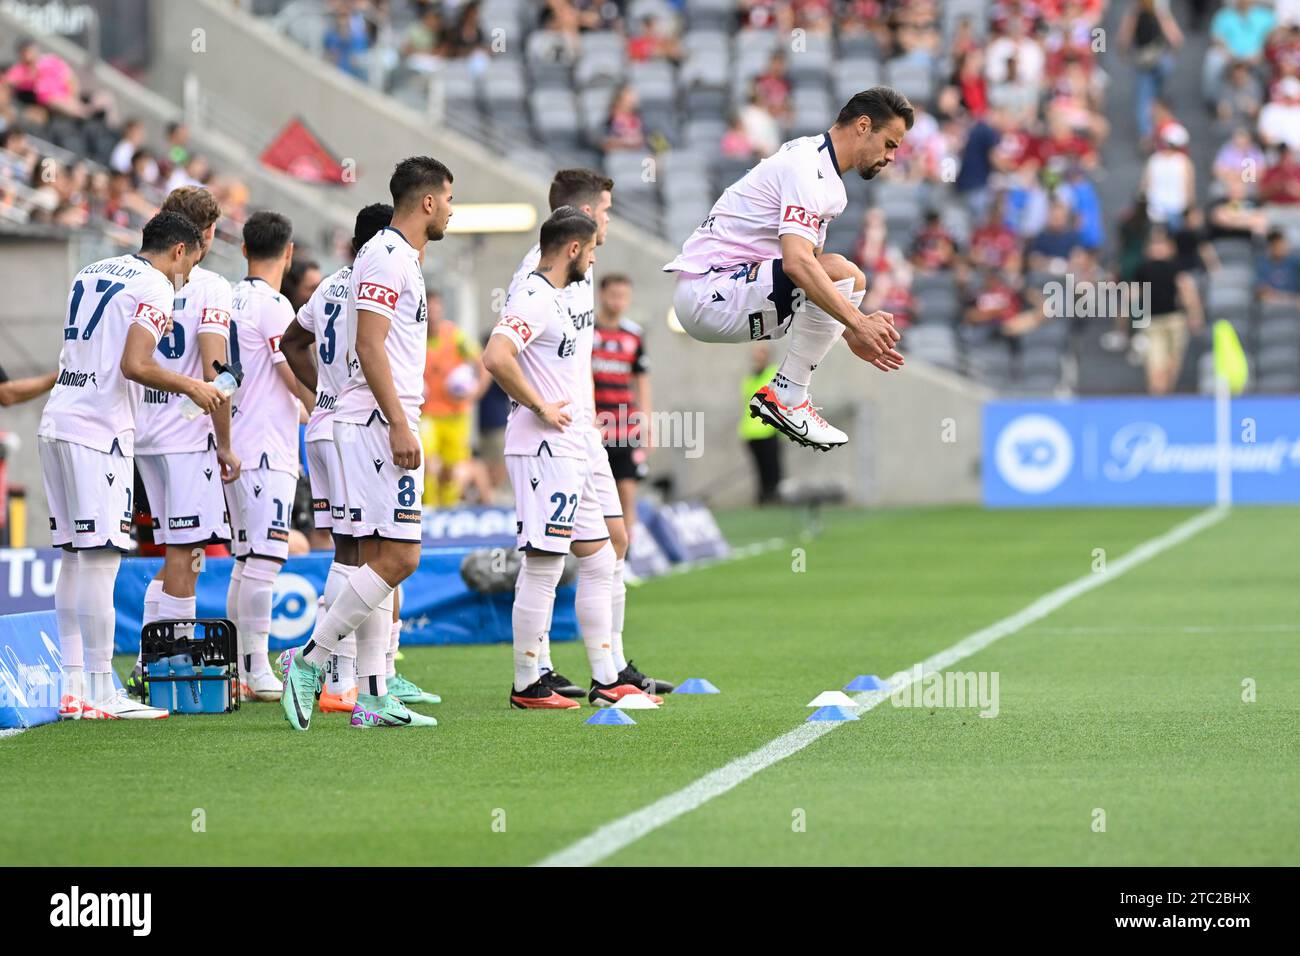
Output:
(225, 211), (303, 702)
(484, 208), (663, 711)
(39, 211), (228, 720)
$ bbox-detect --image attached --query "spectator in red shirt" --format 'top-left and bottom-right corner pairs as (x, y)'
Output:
(626, 15), (683, 63)
(909, 210), (958, 272)
(953, 49), (989, 117)
(1260, 143), (1300, 204)
(969, 199), (1024, 272)
(602, 85), (645, 153)
(966, 269), (1041, 335)
(753, 52), (792, 124)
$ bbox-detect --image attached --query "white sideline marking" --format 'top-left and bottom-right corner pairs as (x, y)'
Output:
(0, 728), (25, 740)
(535, 506), (1229, 867)
(1031, 624), (1300, 635)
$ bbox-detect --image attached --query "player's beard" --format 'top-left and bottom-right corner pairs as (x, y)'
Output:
(565, 259), (586, 285)
(427, 217), (447, 242)
(859, 160), (886, 180)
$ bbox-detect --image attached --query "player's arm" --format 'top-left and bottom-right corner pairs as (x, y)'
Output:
(482, 334), (571, 429)
(279, 318), (318, 394)
(198, 330), (239, 482)
(354, 308), (421, 469)
(0, 371), (57, 406)
(781, 233), (901, 361)
(121, 325), (225, 411)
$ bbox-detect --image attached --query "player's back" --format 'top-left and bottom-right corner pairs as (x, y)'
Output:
(229, 276), (298, 473)
(296, 263), (354, 443)
(665, 134), (848, 274)
(136, 264), (233, 456)
(39, 252), (173, 456)
(336, 225), (427, 431)
(496, 269), (586, 458)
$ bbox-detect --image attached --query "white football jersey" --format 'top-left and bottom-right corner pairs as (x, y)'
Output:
(135, 264), (233, 456)
(295, 263), (353, 443)
(229, 276), (298, 475)
(664, 133), (848, 274)
(38, 253), (174, 456)
(335, 226), (428, 431)
(512, 243), (595, 423)
(491, 269), (588, 459)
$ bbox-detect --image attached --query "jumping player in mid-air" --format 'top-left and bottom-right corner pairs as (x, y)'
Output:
(664, 87), (913, 451)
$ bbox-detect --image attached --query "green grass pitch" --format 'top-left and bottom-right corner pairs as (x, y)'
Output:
(1, 505), (1296, 866)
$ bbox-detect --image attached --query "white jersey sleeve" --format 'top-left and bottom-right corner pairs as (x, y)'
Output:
(774, 153), (831, 247)
(491, 274), (556, 352)
(196, 276), (233, 342)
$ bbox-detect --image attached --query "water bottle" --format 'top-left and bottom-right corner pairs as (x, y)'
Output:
(179, 360), (243, 421)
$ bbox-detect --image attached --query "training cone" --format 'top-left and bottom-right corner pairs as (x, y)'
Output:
(806, 705), (859, 722)
(844, 674), (889, 692)
(586, 708), (636, 725)
(675, 678), (720, 694)
(807, 690), (859, 708)
(613, 694), (660, 710)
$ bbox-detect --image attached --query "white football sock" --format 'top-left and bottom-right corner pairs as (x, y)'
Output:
(539, 578), (555, 673)
(238, 557), (280, 676)
(773, 280), (862, 407)
(513, 552), (564, 691)
(54, 550), (84, 671)
(77, 549), (121, 701)
(143, 578), (164, 626)
(158, 591), (197, 645)
(302, 564), (393, 667)
(386, 617), (401, 678)
(320, 561), (358, 686)
(576, 542), (618, 685)
(326, 652), (357, 694)
(226, 559), (244, 662)
(356, 591), (393, 698)
(610, 557), (628, 672)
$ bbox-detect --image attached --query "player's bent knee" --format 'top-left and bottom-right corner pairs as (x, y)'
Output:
(816, 252), (865, 289)
(376, 540), (421, 582)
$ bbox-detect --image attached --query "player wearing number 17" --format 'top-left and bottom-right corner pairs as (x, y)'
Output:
(282, 156), (454, 731)
(39, 212), (227, 720)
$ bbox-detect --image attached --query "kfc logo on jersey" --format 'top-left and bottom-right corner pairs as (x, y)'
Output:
(357, 282), (399, 310)
(199, 308), (231, 329)
(134, 301), (169, 335)
(782, 205), (823, 232)
(499, 314), (533, 343)
(268, 334), (282, 352)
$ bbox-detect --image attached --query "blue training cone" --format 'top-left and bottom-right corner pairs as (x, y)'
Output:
(844, 674), (889, 692)
(586, 708), (637, 726)
(675, 678), (720, 694)
(806, 705), (859, 722)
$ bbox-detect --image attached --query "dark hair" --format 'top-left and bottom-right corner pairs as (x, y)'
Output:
(836, 86), (915, 131)
(242, 210), (293, 260)
(284, 255), (321, 307)
(160, 186), (221, 232)
(548, 168), (613, 212)
(140, 211), (203, 255)
(352, 202), (394, 254)
(389, 156), (453, 209)
(599, 273), (632, 289)
(1266, 228), (1286, 243)
(539, 209), (597, 254)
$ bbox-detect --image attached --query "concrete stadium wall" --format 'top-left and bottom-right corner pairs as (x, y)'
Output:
(0, 230), (76, 536)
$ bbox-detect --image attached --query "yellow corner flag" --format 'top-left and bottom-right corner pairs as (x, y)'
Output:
(1212, 320), (1249, 395)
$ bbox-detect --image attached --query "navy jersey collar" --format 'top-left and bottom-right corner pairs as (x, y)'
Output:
(382, 225), (413, 248)
(530, 269), (556, 288)
(819, 132), (840, 175)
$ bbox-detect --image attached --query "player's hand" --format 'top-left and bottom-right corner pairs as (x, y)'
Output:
(390, 425), (422, 471)
(217, 446), (241, 484)
(186, 379), (227, 414)
(535, 399), (572, 429)
(845, 311), (904, 372)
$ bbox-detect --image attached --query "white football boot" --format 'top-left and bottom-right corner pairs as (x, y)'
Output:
(241, 669), (284, 702)
(749, 384), (848, 451)
(81, 688), (169, 720)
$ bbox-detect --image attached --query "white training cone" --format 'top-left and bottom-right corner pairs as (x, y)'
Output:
(612, 694), (660, 710)
(806, 690), (859, 708)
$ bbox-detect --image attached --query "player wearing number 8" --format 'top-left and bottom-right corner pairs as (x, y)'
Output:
(281, 156), (454, 732)
(225, 210), (308, 701)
